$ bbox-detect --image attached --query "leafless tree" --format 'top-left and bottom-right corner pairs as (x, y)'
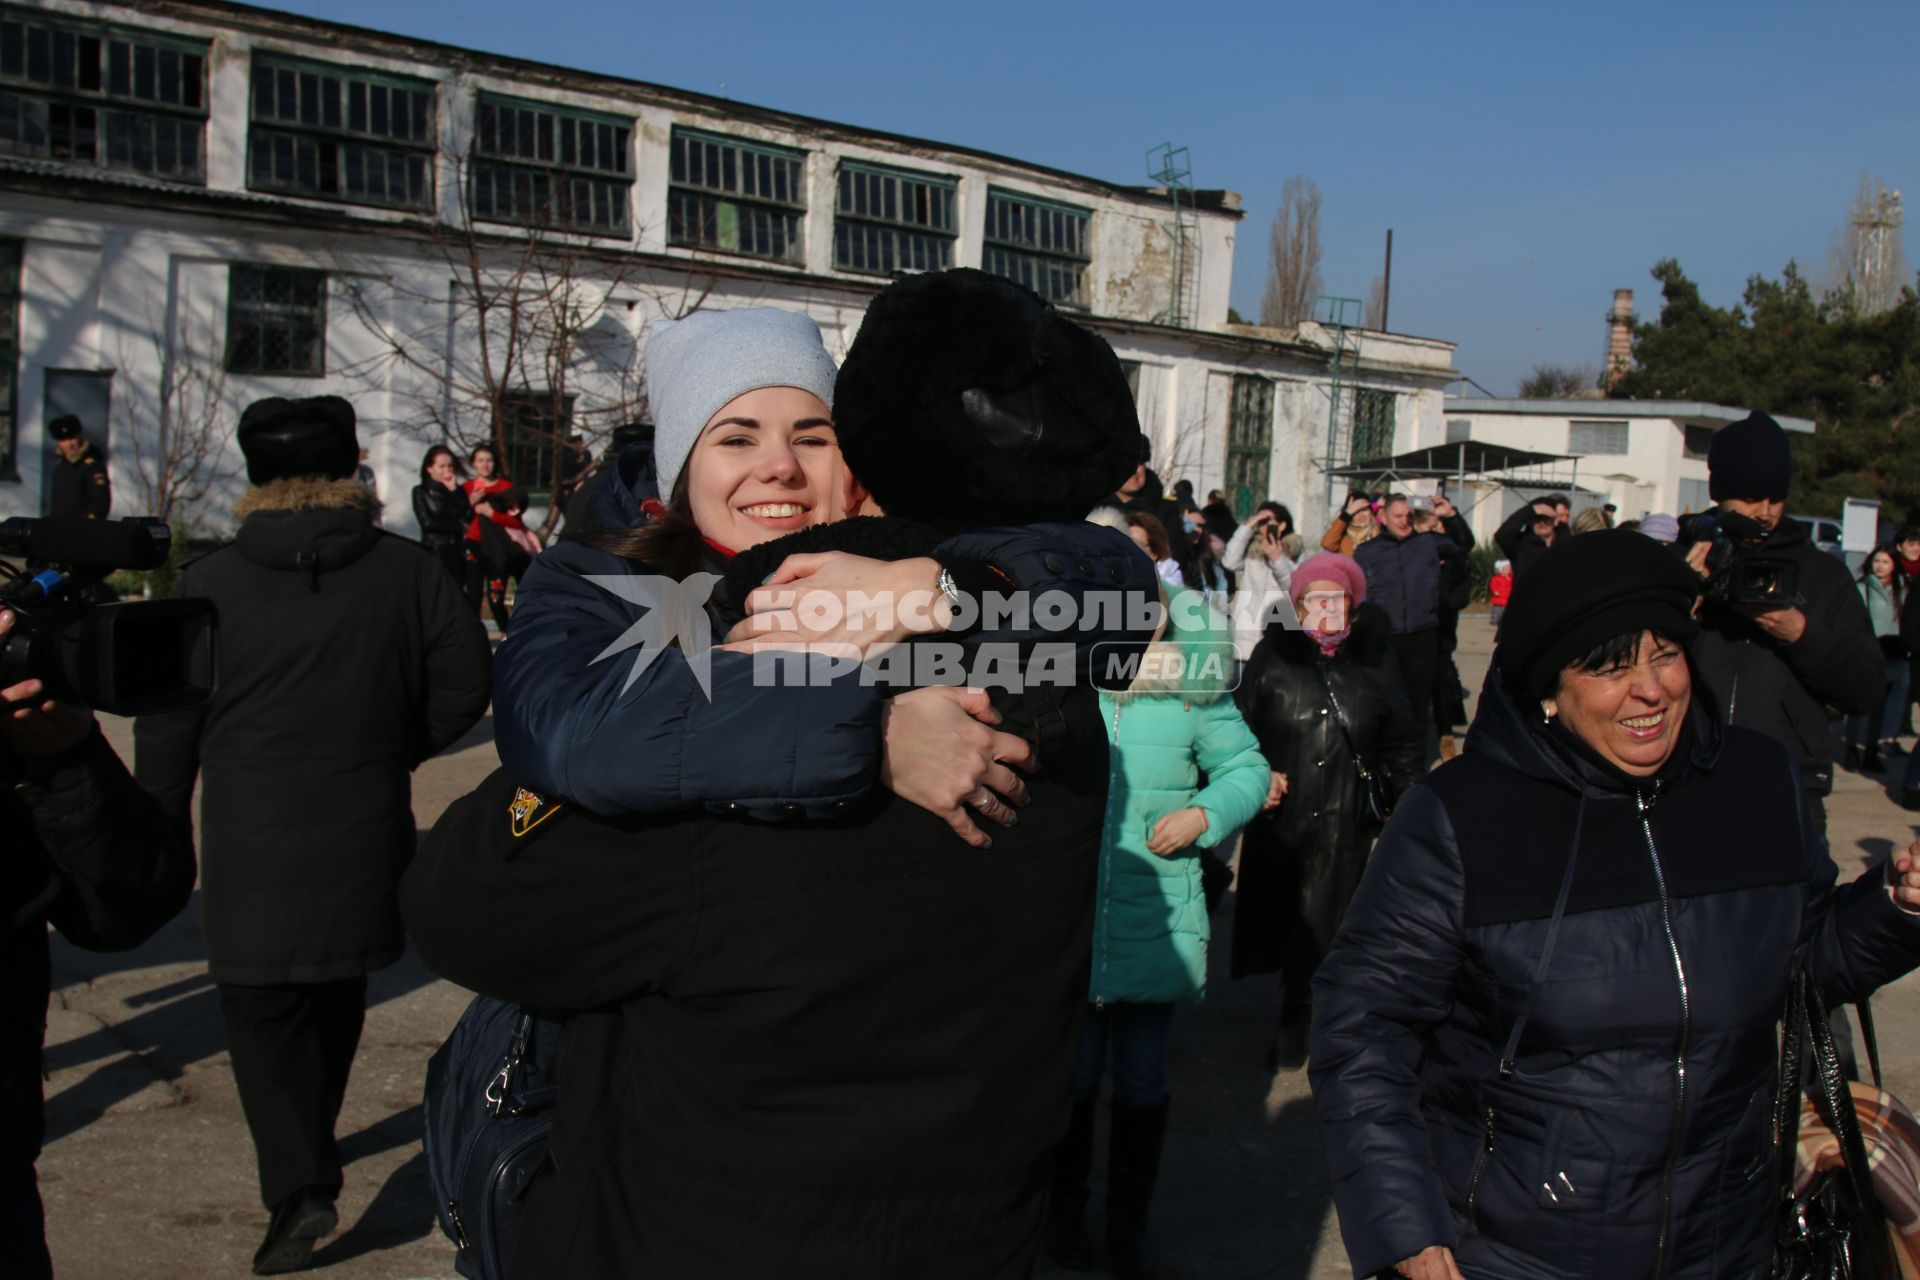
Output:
(1259, 175), (1323, 328)
(114, 305), (240, 537)
(1829, 172), (1908, 316)
(339, 159), (720, 536)
(1364, 275), (1387, 330)
(1517, 362), (1601, 398)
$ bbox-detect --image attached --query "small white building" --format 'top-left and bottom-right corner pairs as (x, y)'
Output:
(1426, 398), (1816, 546)
(0, 0), (1457, 540)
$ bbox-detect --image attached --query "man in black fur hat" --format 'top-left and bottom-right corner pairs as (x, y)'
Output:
(135, 396), (490, 1275)
(44, 414), (109, 521)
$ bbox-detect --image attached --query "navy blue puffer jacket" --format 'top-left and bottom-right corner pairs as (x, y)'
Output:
(1309, 657), (1920, 1280)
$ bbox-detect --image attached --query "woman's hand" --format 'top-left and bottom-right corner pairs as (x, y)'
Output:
(1145, 807), (1208, 856)
(730, 553), (949, 656)
(1263, 771), (1288, 812)
(880, 687), (1034, 848)
(0, 611), (92, 758)
(1889, 842), (1920, 915)
(1395, 1245), (1464, 1280)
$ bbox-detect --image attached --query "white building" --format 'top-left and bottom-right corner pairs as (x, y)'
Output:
(1426, 398), (1816, 546)
(0, 0), (1457, 538)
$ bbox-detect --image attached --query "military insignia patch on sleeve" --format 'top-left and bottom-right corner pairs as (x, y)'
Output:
(509, 786), (564, 838)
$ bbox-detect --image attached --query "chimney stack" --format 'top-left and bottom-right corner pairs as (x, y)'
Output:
(1605, 289), (1634, 388)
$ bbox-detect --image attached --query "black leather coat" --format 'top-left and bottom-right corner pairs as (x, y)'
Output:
(1309, 658), (1920, 1280)
(411, 479), (468, 550)
(1230, 605), (1421, 982)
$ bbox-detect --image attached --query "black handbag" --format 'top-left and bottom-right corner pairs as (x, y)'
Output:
(1773, 972), (1894, 1280)
(1317, 669), (1392, 824)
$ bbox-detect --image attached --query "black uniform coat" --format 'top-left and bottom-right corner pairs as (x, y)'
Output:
(407, 695), (1108, 1280)
(47, 445), (109, 520)
(2, 730), (193, 1167)
(1689, 517), (1883, 795)
(134, 478), (490, 985)
(1230, 604), (1421, 982)
(1308, 658), (1920, 1280)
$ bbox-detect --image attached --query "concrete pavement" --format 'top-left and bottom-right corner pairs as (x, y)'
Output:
(38, 617), (1920, 1279)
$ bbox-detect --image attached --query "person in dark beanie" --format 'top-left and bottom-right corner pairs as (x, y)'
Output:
(1686, 411), (1881, 832)
(135, 396), (490, 1275)
(44, 414), (109, 521)
(1310, 527), (1920, 1280)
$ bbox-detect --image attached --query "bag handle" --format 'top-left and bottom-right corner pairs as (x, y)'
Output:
(1857, 997), (1884, 1089)
(1316, 668), (1379, 785)
(1791, 973), (1881, 1216)
(1496, 794), (1589, 1080)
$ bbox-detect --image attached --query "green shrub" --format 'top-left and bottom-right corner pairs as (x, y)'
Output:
(1467, 544), (1498, 605)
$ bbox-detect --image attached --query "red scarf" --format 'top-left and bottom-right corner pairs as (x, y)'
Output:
(1900, 554), (1920, 579)
(641, 498), (736, 562)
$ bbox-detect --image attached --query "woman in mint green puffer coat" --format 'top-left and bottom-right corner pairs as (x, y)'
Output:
(1046, 583), (1272, 1278)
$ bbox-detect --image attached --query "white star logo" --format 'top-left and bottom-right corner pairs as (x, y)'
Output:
(582, 572), (724, 699)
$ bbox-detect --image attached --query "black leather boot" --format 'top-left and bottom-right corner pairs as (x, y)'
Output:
(1844, 745), (1863, 772)
(1863, 747), (1886, 774)
(1044, 1097), (1097, 1269)
(251, 1186), (337, 1276)
(1105, 1100), (1169, 1279)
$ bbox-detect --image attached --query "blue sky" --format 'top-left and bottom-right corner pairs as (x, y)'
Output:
(302, 0), (1919, 394)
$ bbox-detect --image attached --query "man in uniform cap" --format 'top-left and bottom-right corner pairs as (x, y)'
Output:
(44, 415), (109, 520)
(134, 396), (490, 1275)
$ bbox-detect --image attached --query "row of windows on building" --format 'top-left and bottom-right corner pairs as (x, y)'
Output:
(0, 8), (1096, 305)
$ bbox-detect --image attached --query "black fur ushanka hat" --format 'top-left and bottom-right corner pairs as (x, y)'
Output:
(832, 269), (1141, 532)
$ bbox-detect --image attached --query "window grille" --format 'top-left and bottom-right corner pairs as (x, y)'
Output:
(833, 160), (955, 276)
(1351, 388), (1396, 463)
(472, 94), (631, 236)
(500, 391), (574, 501)
(983, 189), (1091, 308)
(0, 7), (207, 182)
(1225, 375), (1274, 519)
(226, 265), (327, 376)
(668, 127), (805, 263)
(1569, 419), (1629, 456)
(248, 52), (435, 211)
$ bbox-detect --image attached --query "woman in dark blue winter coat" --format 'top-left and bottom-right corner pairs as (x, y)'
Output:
(1309, 529), (1920, 1280)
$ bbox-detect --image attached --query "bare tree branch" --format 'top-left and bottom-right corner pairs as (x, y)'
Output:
(1259, 176), (1323, 328)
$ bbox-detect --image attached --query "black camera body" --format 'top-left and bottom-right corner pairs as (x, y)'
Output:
(1678, 508), (1802, 608)
(0, 516), (216, 716)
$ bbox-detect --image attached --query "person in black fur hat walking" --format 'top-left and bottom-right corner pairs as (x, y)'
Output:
(134, 396), (490, 1275)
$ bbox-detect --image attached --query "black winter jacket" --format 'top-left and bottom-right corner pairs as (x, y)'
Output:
(47, 445), (109, 521)
(2, 730), (193, 1166)
(1689, 517), (1883, 794)
(1353, 515), (1473, 635)
(1309, 660), (1920, 1280)
(1231, 605), (1421, 980)
(411, 479), (468, 551)
(134, 479), (491, 984)
(1494, 505), (1552, 579)
(405, 682), (1109, 1279)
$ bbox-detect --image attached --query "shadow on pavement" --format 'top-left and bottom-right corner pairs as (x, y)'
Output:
(309, 1150), (436, 1269)
(339, 1104), (426, 1168)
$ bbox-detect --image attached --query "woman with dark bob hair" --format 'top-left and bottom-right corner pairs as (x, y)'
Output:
(1309, 529), (1920, 1280)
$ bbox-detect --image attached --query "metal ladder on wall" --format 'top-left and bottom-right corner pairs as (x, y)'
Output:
(1146, 144), (1200, 329)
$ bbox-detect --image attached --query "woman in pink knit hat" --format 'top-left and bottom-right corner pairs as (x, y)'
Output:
(1230, 552), (1423, 1072)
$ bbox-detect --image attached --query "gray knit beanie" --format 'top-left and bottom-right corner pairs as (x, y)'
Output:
(645, 308), (840, 492)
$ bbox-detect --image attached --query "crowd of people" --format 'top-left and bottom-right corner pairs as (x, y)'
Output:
(9, 274), (1920, 1280)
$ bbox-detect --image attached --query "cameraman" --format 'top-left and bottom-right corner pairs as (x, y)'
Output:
(1687, 413), (1883, 820)
(0, 609), (194, 1279)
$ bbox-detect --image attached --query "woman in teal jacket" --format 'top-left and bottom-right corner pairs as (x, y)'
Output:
(1048, 575), (1272, 1278)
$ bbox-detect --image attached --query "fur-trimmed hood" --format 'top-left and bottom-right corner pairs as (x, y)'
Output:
(233, 476), (382, 520)
(233, 478), (384, 579)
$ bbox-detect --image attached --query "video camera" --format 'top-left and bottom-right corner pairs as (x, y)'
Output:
(0, 516), (216, 716)
(1676, 508), (1801, 608)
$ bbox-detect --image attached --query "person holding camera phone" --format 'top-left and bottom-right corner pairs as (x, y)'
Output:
(0, 609), (195, 1280)
(1223, 502), (1298, 661)
(1686, 412), (1881, 833)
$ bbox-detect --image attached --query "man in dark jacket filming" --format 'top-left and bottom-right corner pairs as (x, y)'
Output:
(1686, 412), (1882, 827)
(135, 396), (490, 1276)
(1, 610), (194, 1280)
